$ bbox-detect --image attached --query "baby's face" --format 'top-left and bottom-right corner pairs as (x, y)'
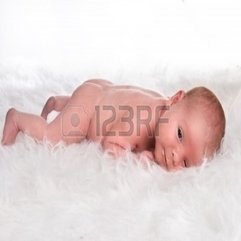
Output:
(154, 93), (209, 171)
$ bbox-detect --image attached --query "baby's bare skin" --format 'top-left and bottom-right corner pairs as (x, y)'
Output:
(2, 79), (223, 171)
(84, 79), (166, 156)
(2, 79), (166, 158)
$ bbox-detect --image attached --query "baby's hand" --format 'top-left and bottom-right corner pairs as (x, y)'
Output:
(139, 150), (155, 161)
(102, 139), (131, 158)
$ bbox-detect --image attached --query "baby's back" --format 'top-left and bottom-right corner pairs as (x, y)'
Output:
(75, 79), (164, 152)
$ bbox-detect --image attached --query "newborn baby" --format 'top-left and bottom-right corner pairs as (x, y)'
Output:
(2, 79), (225, 171)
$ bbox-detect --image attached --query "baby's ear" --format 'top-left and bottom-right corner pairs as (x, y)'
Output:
(169, 90), (185, 105)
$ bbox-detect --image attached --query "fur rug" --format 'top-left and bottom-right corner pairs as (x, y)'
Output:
(0, 63), (241, 241)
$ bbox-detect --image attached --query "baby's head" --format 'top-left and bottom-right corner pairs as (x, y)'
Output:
(154, 86), (225, 171)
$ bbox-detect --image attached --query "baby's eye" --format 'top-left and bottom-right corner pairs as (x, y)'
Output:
(183, 159), (188, 167)
(177, 127), (183, 142)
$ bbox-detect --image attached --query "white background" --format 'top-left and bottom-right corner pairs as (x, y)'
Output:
(1, 0), (241, 72)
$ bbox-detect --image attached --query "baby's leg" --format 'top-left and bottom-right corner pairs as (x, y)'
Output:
(2, 108), (48, 145)
(2, 82), (96, 146)
(2, 95), (90, 145)
(41, 96), (70, 119)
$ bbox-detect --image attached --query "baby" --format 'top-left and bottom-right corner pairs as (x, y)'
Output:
(1, 79), (225, 171)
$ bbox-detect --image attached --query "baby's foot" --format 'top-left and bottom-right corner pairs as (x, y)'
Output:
(41, 96), (55, 120)
(1, 108), (19, 145)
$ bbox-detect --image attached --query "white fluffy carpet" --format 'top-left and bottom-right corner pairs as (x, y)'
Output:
(0, 63), (241, 241)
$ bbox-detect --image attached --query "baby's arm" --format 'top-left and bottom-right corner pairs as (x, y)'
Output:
(103, 138), (155, 162)
(102, 137), (132, 157)
(102, 141), (126, 157)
